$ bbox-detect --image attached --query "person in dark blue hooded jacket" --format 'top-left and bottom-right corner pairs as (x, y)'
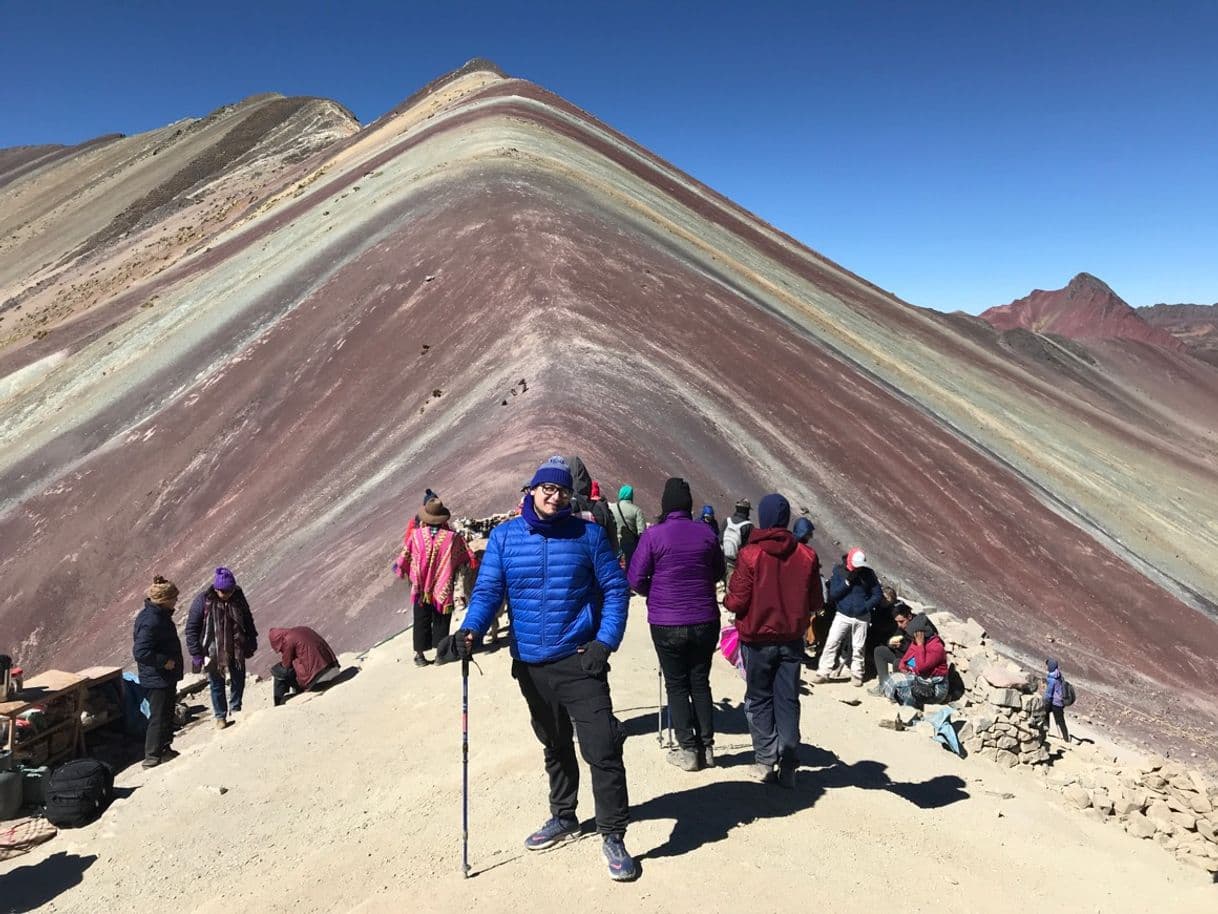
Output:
(133, 576), (185, 768)
(1042, 658), (1070, 741)
(449, 455), (636, 883)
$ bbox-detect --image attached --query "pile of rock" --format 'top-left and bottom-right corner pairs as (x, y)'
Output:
(1053, 760), (1218, 875)
(925, 612), (1051, 767)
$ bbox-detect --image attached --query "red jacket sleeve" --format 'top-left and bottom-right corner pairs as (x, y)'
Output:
(724, 549), (755, 616)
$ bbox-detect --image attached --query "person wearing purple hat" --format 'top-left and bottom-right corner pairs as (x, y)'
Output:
(186, 566), (258, 729)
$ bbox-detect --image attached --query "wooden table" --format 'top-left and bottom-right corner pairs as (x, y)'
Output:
(0, 667), (123, 765)
(0, 671), (85, 765)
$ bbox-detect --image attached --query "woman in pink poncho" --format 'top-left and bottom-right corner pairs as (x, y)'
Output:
(395, 497), (475, 666)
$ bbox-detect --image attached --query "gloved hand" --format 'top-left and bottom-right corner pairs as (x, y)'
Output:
(435, 629), (477, 665)
(191, 656), (204, 674)
(578, 640), (611, 676)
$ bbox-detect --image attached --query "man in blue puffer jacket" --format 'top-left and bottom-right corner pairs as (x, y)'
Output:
(452, 455), (636, 882)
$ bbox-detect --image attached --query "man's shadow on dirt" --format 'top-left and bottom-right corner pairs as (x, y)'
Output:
(632, 751), (969, 860)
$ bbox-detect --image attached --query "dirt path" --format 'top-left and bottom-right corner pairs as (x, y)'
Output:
(1, 597), (1213, 913)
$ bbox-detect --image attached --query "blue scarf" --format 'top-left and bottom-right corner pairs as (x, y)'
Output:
(522, 496), (572, 532)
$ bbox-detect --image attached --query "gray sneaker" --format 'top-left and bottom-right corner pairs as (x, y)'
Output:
(667, 748), (701, 771)
(702, 745), (716, 768)
(750, 763), (776, 784)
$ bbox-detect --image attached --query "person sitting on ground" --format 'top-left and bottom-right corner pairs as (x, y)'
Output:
(812, 548), (882, 687)
(1042, 658), (1070, 742)
(610, 484), (648, 570)
(268, 627), (341, 706)
(446, 455), (636, 882)
(628, 477), (725, 772)
(722, 497), (753, 584)
(186, 567), (257, 731)
(882, 615), (950, 707)
(865, 585), (911, 678)
(725, 493), (823, 788)
(133, 576), (184, 768)
(699, 504), (721, 536)
(397, 497), (474, 667)
(871, 603), (916, 693)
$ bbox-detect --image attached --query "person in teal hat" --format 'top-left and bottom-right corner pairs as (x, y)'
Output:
(610, 484), (648, 568)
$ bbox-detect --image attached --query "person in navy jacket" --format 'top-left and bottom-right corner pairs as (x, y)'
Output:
(453, 455), (636, 882)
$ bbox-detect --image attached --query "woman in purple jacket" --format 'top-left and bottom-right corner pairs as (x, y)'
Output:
(628, 477), (726, 771)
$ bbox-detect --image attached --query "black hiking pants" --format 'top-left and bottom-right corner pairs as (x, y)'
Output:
(1047, 706), (1069, 741)
(144, 686), (175, 762)
(412, 600), (452, 654)
(651, 621), (718, 751)
(513, 653), (629, 835)
(873, 645), (902, 687)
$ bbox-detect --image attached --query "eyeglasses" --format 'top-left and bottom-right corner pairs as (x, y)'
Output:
(537, 484), (572, 500)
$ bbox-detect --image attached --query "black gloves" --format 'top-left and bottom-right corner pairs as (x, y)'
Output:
(578, 640), (611, 676)
(435, 629), (476, 665)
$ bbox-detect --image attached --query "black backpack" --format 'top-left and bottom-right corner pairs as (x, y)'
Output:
(44, 758), (114, 827)
(1061, 680), (1077, 707)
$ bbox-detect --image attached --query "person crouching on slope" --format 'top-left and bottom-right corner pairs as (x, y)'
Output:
(447, 455), (637, 882)
(725, 493), (823, 788)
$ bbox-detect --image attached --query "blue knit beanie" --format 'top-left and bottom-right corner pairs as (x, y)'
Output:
(701, 504), (714, 518)
(793, 517), (815, 542)
(527, 455), (574, 490)
(758, 493), (791, 530)
(1047, 658), (1059, 673)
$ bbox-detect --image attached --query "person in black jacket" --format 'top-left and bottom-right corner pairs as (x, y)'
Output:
(185, 567), (257, 729)
(133, 576), (184, 768)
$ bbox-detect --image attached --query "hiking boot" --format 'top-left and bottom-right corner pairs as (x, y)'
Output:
(602, 834), (639, 882)
(413, 654), (432, 667)
(214, 718), (230, 731)
(852, 677), (864, 688)
(666, 748), (701, 772)
(777, 766), (797, 789)
(524, 816), (580, 851)
(141, 756), (161, 769)
(750, 763), (776, 784)
(702, 745), (716, 768)
(808, 673), (828, 685)
(159, 748), (181, 761)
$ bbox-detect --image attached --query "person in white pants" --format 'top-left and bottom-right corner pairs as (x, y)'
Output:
(812, 548), (883, 686)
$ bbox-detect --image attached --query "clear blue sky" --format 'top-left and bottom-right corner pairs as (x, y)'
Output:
(4, 1), (1216, 312)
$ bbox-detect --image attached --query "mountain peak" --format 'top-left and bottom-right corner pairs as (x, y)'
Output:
(979, 274), (1183, 350)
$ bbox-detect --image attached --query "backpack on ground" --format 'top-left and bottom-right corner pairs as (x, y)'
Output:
(44, 758), (114, 828)
(1061, 680), (1076, 707)
(722, 518), (752, 560)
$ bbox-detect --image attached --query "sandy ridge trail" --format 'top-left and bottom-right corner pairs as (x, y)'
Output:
(1, 596), (1212, 913)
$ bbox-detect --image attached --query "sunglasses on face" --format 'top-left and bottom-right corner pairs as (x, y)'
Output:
(537, 484), (572, 500)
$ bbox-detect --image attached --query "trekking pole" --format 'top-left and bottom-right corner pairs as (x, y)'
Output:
(656, 669), (664, 747)
(462, 656), (471, 878)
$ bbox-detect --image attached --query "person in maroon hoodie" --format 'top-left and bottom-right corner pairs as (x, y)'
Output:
(628, 477), (726, 772)
(725, 493), (823, 788)
(268, 627), (341, 706)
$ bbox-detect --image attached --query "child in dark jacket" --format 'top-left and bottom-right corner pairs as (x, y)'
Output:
(1043, 658), (1070, 741)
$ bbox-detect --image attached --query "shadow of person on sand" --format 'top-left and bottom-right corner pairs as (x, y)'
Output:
(0, 851), (97, 913)
(633, 752), (968, 859)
